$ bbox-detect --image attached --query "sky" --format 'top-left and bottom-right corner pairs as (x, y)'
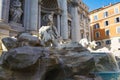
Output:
(82, 0), (120, 11)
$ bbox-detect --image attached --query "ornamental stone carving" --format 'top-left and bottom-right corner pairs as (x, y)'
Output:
(39, 12), (61, 47)
(10, 0), (23, 23)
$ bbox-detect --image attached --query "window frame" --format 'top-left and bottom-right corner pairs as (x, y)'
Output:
(116, 26), (120, 34)
(114, 7), (119, 14)
(96, 42), (101, 46)
(106, 40), (111, 45)
(115, 17), (120, 23)
(95, 31), (100, 38)
(94, 15), (98, 21)
(118, 38), (120, 43)
(105, 29), (110, 36)
(103, 11), (108, 18)
(94, 23), (100, 29)
(81, 32), (84, 39)
(104, 21), (109, 26)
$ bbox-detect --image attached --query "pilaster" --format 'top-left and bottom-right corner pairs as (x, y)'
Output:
(58, 0), (68, 39)
(71, 2), (80, 42)
(0, 0), (10, 36)
(57, 15), (60, 35)
(24, 0), (38, 35)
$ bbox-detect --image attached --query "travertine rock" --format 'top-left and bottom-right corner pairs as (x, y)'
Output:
(92, 52), (119, 72)
(2, 46), (48, 69)
(2, 37), (17, 50)
(17, 33), (40, 46)
(0, 42), (96, 80)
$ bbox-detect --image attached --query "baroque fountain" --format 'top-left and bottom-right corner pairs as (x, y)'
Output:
(0, 13), (119, 80)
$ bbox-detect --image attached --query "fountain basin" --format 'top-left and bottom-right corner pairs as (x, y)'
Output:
(93, 71), (120, 80)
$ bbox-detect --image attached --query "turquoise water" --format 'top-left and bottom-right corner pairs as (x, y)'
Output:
(94, 71), (120, 80)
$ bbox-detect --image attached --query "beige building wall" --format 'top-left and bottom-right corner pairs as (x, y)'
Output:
(89, 2), (120, 53)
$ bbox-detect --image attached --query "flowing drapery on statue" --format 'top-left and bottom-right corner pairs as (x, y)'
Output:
(10, 0), (23, 23)
(39, 12), (61, 47)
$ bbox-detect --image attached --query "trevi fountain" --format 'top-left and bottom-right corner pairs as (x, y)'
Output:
(0, 0), (120, 80)
(0, 11), (120, 80)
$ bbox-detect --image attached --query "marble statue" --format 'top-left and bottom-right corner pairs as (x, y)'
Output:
(39, 12), (61, 47)
(79, 38), (97, 51)
(10, 0), (23, 23)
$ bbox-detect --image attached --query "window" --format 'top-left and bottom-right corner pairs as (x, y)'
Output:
(118, 38), (120, 43)
(106, 40), (111, 45)
(94, 23), (99, 29)
(86, 34), (89, 40)
(103, 11), (108, 18)
(86, 18), (89, 24)
(116, 27), (120, 33)
(81, 33), (84, 39)
(114, 7), (119, 14)
(115, 17), (120, 23)
(105, 29), (110, 36)
(95, 32), (100, 38)
(80, 14), (83, 20)
(96, 42), (101, 46)
(104, 21), (109, 26)
(94, 15), (98, 21)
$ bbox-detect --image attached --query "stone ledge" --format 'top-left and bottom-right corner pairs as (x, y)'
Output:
(0, 22), (10, 36)
(26, 30), (38, 36)
(9, 22), (25, 32)
(0, 22), (11, 30)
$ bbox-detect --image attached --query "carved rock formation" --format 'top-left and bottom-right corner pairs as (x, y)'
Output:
(0, 34), (97, 80)
(2, 37), (18, 50)
(1, 26), (119, 80)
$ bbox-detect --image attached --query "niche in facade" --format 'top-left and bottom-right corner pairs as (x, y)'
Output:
(9, 0), (24, 24)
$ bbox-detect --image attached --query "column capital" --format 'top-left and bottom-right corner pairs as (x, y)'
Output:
(71, 0), (79, 7)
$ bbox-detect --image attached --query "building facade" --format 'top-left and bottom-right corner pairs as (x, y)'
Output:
(0, 0), (90, 53)
(24, 0), (90, 42)
(78, 1), (90, 41)
(90, 2), (120, 52)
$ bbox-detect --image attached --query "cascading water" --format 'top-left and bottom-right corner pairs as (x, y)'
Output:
(54, 51), (70, 80)
(92, 52), (119, 72)
(92, 52), (120, 80)
(107, 53), (120, 71)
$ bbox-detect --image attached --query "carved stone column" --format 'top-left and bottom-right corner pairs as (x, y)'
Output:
(24, 0), (30, 31)
(0, 0), (10, 35)
(58, 0), (68, 39)
(38, 4), (41, 29)
(0, 0), (10, 22)
(1, 0), (10, 22)
(0, 0), (10, 53)
(30, 0), (38, 34)
(71, 1), (80, 42)
(0, 0), (3, 20)
(57, 15), (60, 35)
(24, 0), (38, 35)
